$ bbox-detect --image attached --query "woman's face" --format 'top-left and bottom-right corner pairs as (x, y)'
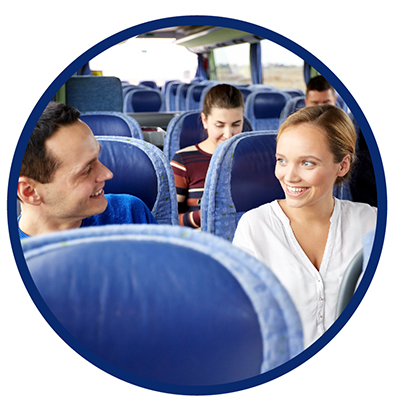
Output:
(275, 123), (350, 211)
(201, 107), (243, 150)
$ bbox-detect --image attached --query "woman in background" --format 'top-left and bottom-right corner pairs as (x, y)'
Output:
(171, 84), (244, 228)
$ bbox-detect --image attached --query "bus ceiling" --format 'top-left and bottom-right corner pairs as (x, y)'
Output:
(136, 26), (263, 54)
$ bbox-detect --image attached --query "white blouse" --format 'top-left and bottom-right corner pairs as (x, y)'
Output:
(232, 198), (377, 349)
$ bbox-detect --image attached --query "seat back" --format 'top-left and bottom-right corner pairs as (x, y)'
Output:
(186, 82), (212, 111)
(164, 111), (254, 161)
(123, 88), (166, 112)
(280, 95), (349, 124)
(201, 131), (284, 240)
(279, 95), (306, 123)
(65, 76), (123, 112)
(175, 83), (190, 111)
(244, 90), (292, 131)
(139, 80), (159, 90)
(165, 81), (181, 111)
(97, 136), (178, 225)
(80, 112), (143, 139)
(22, 224), (303, 386)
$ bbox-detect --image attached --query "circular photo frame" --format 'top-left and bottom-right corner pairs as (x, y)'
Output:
(8, 15), (387, 396)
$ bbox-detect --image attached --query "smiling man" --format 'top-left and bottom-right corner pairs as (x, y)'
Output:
(17, 101), (157, 239)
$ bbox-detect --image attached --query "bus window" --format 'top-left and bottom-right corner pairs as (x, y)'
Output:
(260, 40), (305, 91)
(89, 38), (198, 86)
(213, 42), (252, 84)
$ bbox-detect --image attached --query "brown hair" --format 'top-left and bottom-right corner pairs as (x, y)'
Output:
(202, 84), (244, 118)
(20, 101), (81, 183)
(278, 104), (357, 185)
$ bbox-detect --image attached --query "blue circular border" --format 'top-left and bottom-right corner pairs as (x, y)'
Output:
(7, 15), (387, 396)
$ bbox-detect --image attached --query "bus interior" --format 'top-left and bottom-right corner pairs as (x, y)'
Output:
(13, 22), (382, 394)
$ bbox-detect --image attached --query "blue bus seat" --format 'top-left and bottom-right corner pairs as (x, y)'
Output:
(201, 131), (284, 241)
(97, 136), (179, 225)
(164, 110), (254, 161)
(80, 112), (143, 140)
(165, 81), (181, 111)
(335, 228), (375, 318)
(123, 88), (166, 113)
(281, 88), (305, 98)
(244, 90), (291, 131)
(186, 82), (211, 111)
(65, 76), (123, 112)
(139, 80), (159, 90)
(280, 95), (349, 124)
(279, 95), (305, 123)
(175, 83), (190, 111)
(22, 224), (303, 386)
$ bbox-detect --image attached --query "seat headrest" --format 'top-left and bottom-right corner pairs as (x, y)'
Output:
(97, 138), (158, 210)
(22, 224), (303, 387)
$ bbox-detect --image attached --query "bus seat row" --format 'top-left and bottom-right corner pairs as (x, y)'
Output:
(94, 132), (352, 241)
(22, 223), (304, 386)
(65, 76), (306, 126)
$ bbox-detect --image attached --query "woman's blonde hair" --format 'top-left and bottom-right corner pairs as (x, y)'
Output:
(278, 104), (357, 185)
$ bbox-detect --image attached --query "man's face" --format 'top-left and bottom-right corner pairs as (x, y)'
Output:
(37, 120), (113, 227)
(305, 89), (337, 107)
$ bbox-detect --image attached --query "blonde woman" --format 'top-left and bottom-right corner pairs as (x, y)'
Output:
(233, 104), (376, 348)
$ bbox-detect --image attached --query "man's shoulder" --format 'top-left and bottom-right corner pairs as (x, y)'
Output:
(83, 194), (156, 227)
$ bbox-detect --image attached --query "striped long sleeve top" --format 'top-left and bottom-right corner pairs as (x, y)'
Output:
(170, 144), (212, 228)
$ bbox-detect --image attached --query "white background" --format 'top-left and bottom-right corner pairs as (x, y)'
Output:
(2, 2), (398, 399)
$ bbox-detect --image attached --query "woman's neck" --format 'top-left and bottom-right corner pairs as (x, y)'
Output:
(278, 196), (335, 225)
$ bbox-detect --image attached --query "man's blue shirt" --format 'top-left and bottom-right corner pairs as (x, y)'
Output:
(18, 194), (157, 239)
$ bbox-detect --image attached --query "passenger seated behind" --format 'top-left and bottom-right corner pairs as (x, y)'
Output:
(304, 75), (337, 106)
(17, 101), (157, 239)
(233, 105), (376, 349)
(170, 84), (244, 228)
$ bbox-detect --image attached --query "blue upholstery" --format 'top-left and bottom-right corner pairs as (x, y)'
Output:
(80, 112), (143, 139)
(175, 83), (190, 111)
(123, 88), (166, 113)
(165, 81), (181, 111)
(244, 90), (292, 131)
(65, 76), (123, 112)
(279, 96), (306, 124)
(22, 224), (303, 386)
(281, 88), (305, 98)
(139, 80), (159, 90)
(186, 82), (212, 111)
(96, 136), (179, 225)
(164, 111), (254, 161)
(280, 95), (349, 124)
(201, 131), (284, 240)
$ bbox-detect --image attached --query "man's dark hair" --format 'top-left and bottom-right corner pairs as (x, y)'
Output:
(20, 101), (81, 183)
(306, 75), (334, 94)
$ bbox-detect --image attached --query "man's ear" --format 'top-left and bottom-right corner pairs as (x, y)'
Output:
(18, 177), (43, 206)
